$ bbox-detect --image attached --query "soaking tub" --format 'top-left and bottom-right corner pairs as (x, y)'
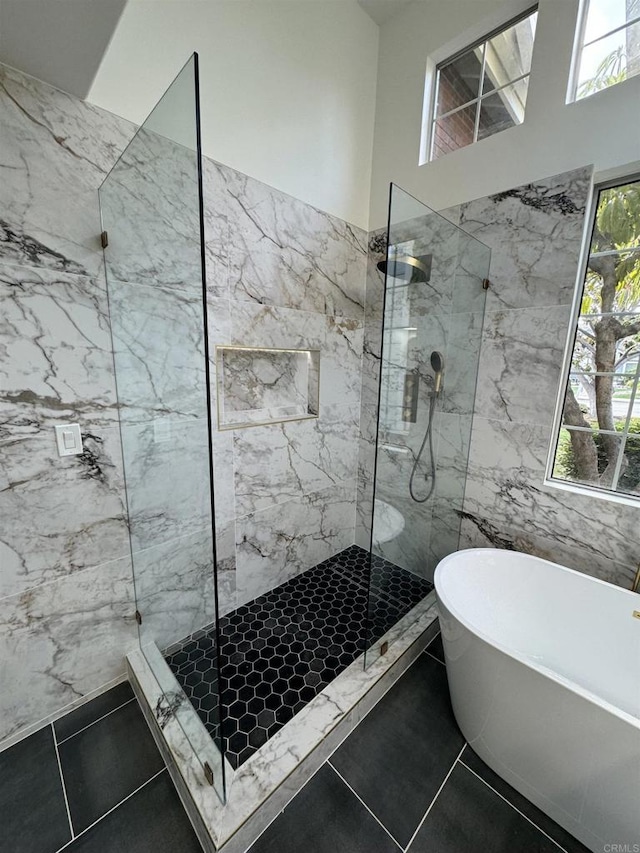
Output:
(434, 549), (640, 853)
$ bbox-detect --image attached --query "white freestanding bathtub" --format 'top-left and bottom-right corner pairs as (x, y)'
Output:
(434, 549), (640, 853)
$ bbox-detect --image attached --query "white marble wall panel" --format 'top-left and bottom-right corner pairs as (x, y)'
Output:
(0, 263), (118, 438)
(235, 482), (357, 606)
(461, 416), (638, 586)
(0, 64), (135, 278)
(233, 403), (359, 517)
(459, 168), (593, 312)
(204, 160), (367, 319)
(134, 528), (216, 651)
(121, 418), (212, 552)
(0, 555), (137, 743)
(0, 63), (140, 748)
(452, 231), (490, 314)
(99, 128), (204, 289)
(0, 429), (129, 599)
(108, 278), (208, 424)
(439, 312), (485, 415)
(474, 304), (573, 427)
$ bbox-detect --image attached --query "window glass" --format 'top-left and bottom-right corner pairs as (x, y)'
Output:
(550, 179), (640, 501)
(574, 0), (640, 99)
(429, 8), (537, 160)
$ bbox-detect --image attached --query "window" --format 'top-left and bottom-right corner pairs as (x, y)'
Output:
(549, 177), (640, 501)
(429, 7), (538, 161)
(572, 0), (640, 100)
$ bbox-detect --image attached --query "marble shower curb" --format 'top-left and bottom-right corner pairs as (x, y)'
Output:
(127, 592), (439, 851)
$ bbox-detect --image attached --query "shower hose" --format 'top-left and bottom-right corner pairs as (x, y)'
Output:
(408, 389), (438, 503)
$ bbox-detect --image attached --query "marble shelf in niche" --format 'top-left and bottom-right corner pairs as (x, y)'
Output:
(215, 345), (320, 429)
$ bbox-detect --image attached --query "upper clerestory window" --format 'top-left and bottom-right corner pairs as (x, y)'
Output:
(428, 7), (538, 161)
(572, 0), (640, 101)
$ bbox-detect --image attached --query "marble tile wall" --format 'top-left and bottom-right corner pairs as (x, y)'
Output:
(458, 167), (639, 589)
(202, 159), (367, 611)
(0, 62), (368, 745)
(0, 63), (138, 744)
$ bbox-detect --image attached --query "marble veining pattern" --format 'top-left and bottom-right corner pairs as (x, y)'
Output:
(0, 64), (135, 278)
(0, 554), (137, 743)
(458, 166), (637, 589)
(459, 168), (593, 312)
(0, 263), (118, 438)
(204, 159), (367, 319)
(0, 428), (129, 600)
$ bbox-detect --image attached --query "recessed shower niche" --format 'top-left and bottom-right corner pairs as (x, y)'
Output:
(215, 345), (320, 429)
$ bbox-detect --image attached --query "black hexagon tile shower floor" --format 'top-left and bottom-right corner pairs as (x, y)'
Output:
(164, 545), (433, 769)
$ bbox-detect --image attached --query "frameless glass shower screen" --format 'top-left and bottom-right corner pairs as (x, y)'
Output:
(365, 184), (490, 660)
(99, 55), (225, 797)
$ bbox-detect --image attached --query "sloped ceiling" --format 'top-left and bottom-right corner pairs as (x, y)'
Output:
(0, 0), (126, 98)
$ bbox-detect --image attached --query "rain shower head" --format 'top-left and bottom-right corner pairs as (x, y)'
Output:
(377, 254), (431, 284)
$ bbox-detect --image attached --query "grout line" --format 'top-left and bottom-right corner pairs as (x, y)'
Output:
(56, 697), (136, 745)
(458, 760), (569, 853)
(327, 761), (404, 851)
(51, 724), (75, 841)
(424, 649), (445, 666)
(53, 768), (167, 853)
(403, 744), (465, 852)
(237, 628), (438, 852)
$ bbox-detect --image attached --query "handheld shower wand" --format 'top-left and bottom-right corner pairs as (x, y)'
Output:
(409, 351), (444, 503)
(431, 350), (444, 394)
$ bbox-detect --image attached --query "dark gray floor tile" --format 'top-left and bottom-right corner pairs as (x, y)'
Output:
(0, 726), (71, 853)
(425, 632), (445, 664)
(54, 682), (134, 742)
(460, 746), (591, 853)
(248, 765), (400, 853)
(66, 771), (202, 853)
(331, 653), (464, 847)
(408, 763), (564, 852)
(59, 697), (164, 833)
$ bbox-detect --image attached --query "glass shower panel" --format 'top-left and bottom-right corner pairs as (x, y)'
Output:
(99, 55), (225, 798)
(365, 184), (490, 661)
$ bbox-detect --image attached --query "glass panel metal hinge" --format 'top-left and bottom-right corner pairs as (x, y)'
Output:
(135, 610), (142, 625)
(100, 230), (109, 249)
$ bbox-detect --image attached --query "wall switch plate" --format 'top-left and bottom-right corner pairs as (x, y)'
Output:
(54, 423), (83, 457)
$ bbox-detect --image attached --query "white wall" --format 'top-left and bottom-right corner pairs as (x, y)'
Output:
(369, 0), (640, 227)
(88, 0), (379, 229)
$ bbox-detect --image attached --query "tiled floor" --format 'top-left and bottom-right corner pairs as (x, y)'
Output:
(0, 682), (201, 853)
(165, 545), (433, 768)
(247, 632), (591, 853)
(0, 630), (591, 853)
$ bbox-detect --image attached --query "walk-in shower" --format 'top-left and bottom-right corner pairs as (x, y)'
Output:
(98, 55), (490, 848)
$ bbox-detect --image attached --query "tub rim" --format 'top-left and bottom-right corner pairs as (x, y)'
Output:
(434, 548), (640, 728)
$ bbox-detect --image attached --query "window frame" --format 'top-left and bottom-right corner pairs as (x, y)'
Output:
(427, 4), (538, 162)
(569, 0), (640, 102)
(545, 172), (640, 508)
